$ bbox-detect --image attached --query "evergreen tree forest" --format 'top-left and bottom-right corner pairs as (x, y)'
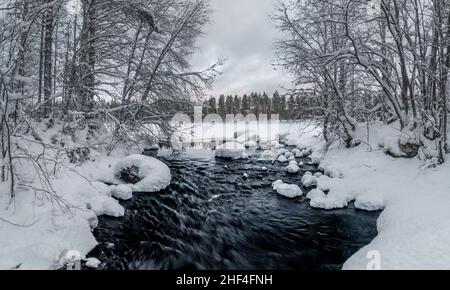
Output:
(202, 91), (318, 120)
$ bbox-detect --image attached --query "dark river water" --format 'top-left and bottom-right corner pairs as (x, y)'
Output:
(87, 149), (380, 270)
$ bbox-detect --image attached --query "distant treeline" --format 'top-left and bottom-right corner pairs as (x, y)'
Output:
(202, 91), (314, 120)
(103, 91), (317, 120)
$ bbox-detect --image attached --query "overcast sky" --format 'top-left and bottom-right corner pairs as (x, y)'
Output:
(191, 0), (292, 97)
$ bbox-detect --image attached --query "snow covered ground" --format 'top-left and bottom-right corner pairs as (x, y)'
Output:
(285, 122), (450, 270)
(1, 119), (449, 270)
(0, 127), (171, 269)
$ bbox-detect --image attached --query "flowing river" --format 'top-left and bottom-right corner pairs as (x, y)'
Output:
(87, 149), (380, 270)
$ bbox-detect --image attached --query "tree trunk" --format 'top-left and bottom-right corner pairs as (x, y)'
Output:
(43, 0), (54, 118)
(79, 0), (96, 113)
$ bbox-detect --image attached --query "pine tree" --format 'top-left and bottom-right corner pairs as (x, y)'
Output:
(241, 94), (250, 115)
(226, 95), (234, 115)
(233, 95), (241, 114)
(207, 97), (217, 114)
(218, 94), (226, 118)
(287, 95), (296, 120)
(280, 94), (287, 119)
(272, 92), (281, 114)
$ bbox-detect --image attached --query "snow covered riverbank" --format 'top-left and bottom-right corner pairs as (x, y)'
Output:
(0, 148), (171, 269)
(0, 120), (449, 270)
(285, 123), (450, 270)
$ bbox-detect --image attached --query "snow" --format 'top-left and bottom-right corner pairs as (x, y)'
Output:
(114, 154), (172, 192)
(275, 183), (303, 198)
(0, 131), (173, 270)
(85, 257), (101, 269)
(215, 142), (246, 159)
(284, 151), (294, 159)
(277, 155), (288, 163)
(148, 144), (160, 150)
(244, 141), (258, 150)
(301, 174), (318, 187)
(306, 188), (327, 200)
(111, 184), (133, 200)
(286, 163), (300, 174)
(272, 179), (284, 190)
(2, 119), (449, 270)
(260, 150), (278, 161)
(272, 180), (302, 198)
(286, 122), (450, 270)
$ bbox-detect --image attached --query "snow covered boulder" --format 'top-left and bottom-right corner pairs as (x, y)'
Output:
(319, 163), (343, 178)
(286, 163), (300, 174)
(85, 258), (101, 269)
(284, 151), (294, 159)
(260, 150), (278, 161)
(354, 193), (385, 211)
(114, 154), (171, 192)
(277, 155), (288, 163)
(301, 174), (318, 187)
(87, 197), (124, 217)
(306, 189), (326, 200)
(309, 195), (348, 210)
(215, 142), (246, 159)
(272, 179), (284, 190)
(244, 141), (258, 150)
(275, 183), (303, 198)
(111, 184), (133, 200)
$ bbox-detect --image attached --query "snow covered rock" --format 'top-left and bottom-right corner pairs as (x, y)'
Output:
(317, 175), (331, 192)
(286, 163), (300, 174)
(260, 150), (278, 161)
(319, 163), (343, 178)
(309, 195), (348, 210)
(301, 174), (318, 187)
(306, 189), (327, 200)
(272, 179), (284, 190)
(272, 180), (302, 198)
(277, 148), (289, 156)
(85, 258), (101, 269)
(87, 197), (125, 217)
(114, 154), (171, 192)
(380, 135), (421, 159)
(215, 142), (246, 159)
(277, 155), (288, 163)
(272, 141), (284, 149)
(284, 151), (294, 159)
(354, 194), (385, 211)
(275, 183), (303, 198)
(309, 151), (323, 164)
(244, 141), (258, 150)
(111, 184), (133, 200)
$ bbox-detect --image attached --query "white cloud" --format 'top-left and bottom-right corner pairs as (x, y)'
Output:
(191, 0), (292, 97)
